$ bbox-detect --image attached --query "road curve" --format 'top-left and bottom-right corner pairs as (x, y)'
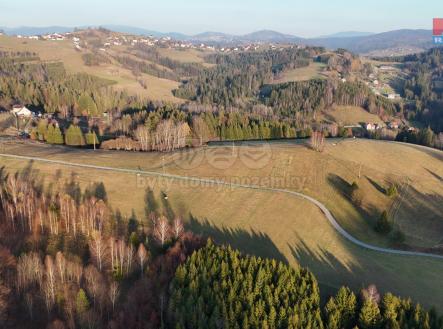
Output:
(1, 152), (443, 261)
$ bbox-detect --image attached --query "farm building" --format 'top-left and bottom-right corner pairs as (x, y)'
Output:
(11, 105), (33, 118)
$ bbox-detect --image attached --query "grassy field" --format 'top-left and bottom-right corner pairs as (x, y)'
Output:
(157, 48), (208, 63)
(1, 139), (443, 308)
(272, 61), (327, 84)
(2, 139), (443, 247)
(323, 106), (384, 125)
(0, 35), (182, 102)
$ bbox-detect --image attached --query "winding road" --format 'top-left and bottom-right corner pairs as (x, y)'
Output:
(1, 151), (443, 260)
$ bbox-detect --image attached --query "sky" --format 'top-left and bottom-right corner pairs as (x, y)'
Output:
(0, 0), (441, 37)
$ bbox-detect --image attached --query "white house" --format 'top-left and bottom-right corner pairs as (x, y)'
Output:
(11, 105), (33, 118)
(387, 93), (401, 100)
(365, 123), (377, 131)
(388, 121), (400, 129)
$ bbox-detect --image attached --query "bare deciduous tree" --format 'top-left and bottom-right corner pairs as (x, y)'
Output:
(361, 284), (381, 304)
(153, 216), (170, 247)
(310, 131), (325, 152)
(137, 243), (148, 275)
(90, 231), (107, 271)
(172, 217), (184, 240)
(109, 281), (119, 313)
(55, 251), (66, 284)
(44, 255), (56, 305)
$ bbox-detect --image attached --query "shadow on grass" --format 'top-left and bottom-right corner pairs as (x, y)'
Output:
(327, 173), (380, 226)
(392, 184), (443, 248)
(186, 213), (287, 264)
(365, 176), (386, 194)
(288, 236), (362, 299)
(425, 168), (443, 184)
(327, 173), (352, 197)
(161, 190), (175, 219)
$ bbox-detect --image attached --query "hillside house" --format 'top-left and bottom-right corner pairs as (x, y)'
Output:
(387, 93), (401, 100)
(388, 121), (400, 129)
(365, 123), (377, 131)
(11, 105), (33, 118)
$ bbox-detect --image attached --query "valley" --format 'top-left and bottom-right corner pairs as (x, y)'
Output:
(1, 13), (443, 328)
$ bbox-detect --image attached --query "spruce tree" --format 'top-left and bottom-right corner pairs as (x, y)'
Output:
(65, 125), (85, 146)
(358, 300), (381, 329)
(375, 211), (392, 234)
(52, 125), (64, 144)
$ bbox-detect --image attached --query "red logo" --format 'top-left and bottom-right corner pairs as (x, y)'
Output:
(434, 18), (443, 36)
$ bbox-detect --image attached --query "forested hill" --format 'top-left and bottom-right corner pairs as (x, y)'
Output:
(173, 48), (398, 122)
(1, 34), (442, 151)
(173, 47), (315, 106)
(379, 48), (443, 133)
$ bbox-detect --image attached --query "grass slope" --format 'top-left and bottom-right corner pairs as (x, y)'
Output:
(0, 35), (182, 102)
(271, 61), (326, 84)
(323, 106), (384, 125)
(1, 139), (443, 308)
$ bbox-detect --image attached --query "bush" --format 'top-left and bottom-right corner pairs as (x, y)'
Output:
(391, 229), (406, 244)
(375, 211), (392, 235)
(350, 181), (363, 207)
(386, 184), (398, 197)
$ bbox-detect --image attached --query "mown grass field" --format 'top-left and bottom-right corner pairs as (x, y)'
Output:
(157, 48), (208, 63)
(272, 61), (327, 84)
(1, 139), (443, 308)
(322, 106), (385, 125)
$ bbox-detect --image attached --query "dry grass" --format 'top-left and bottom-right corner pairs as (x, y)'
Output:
(2, 139), (443, 248)
(272, 61), (327, 84)
(1, 139), (443, 308)
(157, 48), (209, 63)
(323, 106), (384, 125)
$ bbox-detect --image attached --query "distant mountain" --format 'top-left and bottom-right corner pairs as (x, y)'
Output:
(101, 25), (189, 40)
(318, 31), (374, 38)
(0, 26), (75, 36)
(0, 26), (436, 55)
(308, 29), (433, 54)
(186, 30), (305, 45)
(240, 30), (304, 43)
(190, 31), (235, 43)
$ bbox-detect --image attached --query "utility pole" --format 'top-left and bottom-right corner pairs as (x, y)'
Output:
(162, 155), (165, 174)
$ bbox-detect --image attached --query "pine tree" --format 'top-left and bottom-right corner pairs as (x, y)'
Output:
(78, 93), (98, 116)
(76, 288), (90, 315)
(52, 125), (64, 144)
(85, 130), (99, 146)
(65, 125), (85, 146)
(46, 124), (55, 144)
(358, 300), (381, 329)
(375, 211), (392, 234)
(325, 287), (357, 329)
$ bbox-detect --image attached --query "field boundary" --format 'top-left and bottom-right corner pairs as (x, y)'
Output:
(1, 152), (443, 260)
